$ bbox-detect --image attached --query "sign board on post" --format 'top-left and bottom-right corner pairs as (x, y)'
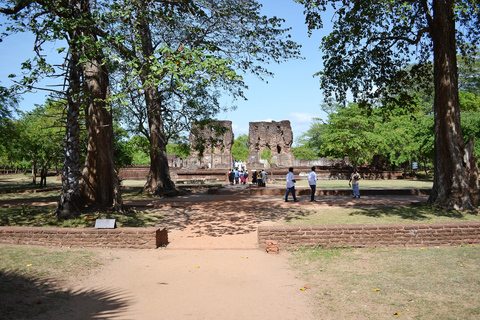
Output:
(412, 162), (418, 170)
(95, 219), (116, 229)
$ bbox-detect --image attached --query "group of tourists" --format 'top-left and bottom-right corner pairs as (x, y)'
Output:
(232, 159), (245, 172)
(228, 168), (249, 185)
(228, 162), (361, 199)
(227, 167), (268, 187)
(252, 169), (267, 187)
(285, 166), (361, 202)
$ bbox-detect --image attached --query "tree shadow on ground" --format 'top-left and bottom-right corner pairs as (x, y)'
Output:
(349, 204), (470, 221)
(0, 205), (165, 228)
(0, 271), (131, 320)
(145, 199), (314, 237)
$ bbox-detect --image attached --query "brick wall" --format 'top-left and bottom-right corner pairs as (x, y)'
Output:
(258, 222), (480, 250)
(0, 227), (168, 249)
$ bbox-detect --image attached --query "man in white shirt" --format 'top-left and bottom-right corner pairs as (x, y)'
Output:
(307, 166), (318, 202)
(285, 167), (299, 202)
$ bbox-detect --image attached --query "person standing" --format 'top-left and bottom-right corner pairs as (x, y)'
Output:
(244, 170), (249, 184)
(234, 168), (240, 185)
(260, 169), (267, 187)
(349, 167), (361, 198)
(229, 169), (235, 185)
(285, 167), (299, 202)
(307, 166), (318, 202)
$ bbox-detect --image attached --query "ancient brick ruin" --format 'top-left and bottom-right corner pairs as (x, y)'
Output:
(118, 119), (403, 182)
(185, 120), (234, 169)
(247, 120), (295, 167)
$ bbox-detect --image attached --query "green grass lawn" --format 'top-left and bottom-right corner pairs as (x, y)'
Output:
(291, 245), (480, 319)
(0, 174), (62, 191)
(279, 204), (480, 226)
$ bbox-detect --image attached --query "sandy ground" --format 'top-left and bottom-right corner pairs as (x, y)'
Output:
(47, 249), (316, 320)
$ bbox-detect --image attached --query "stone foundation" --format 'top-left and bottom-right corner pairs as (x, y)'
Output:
(258, 222), (480, 250)
(0, 227), (168, 249)
(249, 187), (430, 196)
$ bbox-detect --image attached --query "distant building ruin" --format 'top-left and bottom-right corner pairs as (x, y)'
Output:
(247, 120), (295, 168)
(184, 120), (234, 169)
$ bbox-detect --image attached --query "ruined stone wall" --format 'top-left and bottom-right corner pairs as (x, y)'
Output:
(247, 120), (295, 168)
(185, 120), (234, 169)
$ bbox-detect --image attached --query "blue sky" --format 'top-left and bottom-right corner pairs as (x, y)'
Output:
(0, 0), (334, 143)
(221, 0), (333, 141)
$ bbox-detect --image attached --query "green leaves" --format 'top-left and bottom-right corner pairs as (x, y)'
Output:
(232, 134), (249, 161)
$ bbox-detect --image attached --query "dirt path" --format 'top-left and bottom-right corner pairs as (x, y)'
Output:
(50, 248), (316, 320)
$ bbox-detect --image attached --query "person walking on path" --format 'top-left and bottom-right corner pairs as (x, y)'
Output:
(349, 167), (361, 198)
(307, 166), (317, 202)
(285, 167), (299, 202)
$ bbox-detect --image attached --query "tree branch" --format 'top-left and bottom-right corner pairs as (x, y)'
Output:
(368, 27), (430, 46)
(419, 0), (434, 27)
(0, 0), (31, 14)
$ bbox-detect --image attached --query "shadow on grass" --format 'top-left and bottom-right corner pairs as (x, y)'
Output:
(349, 204), (471, 220)
(144, 201), (315, 237)
(0, 271), (131, 319)
(0, 205), (165, 228)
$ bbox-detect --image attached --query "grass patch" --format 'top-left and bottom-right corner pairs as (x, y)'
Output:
(291, 245), (480, 319)
(0, 174), (62, 191)
(280, 204), (480, 226)
(0, 245), (112, 319)
(0, 205), (166, 227)
(0, 246), (101, 279)
(0, 190), (61, 203)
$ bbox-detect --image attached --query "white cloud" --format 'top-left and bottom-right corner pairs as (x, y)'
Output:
(289, 112), (323, 124)
(232, 124), (249, 137)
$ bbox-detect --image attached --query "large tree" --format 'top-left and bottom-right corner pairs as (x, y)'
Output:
(320, 103), (377, 167)
(297, 0), (479, 210)
(0, 0), (123, 216)
(100, 0), (301, 196)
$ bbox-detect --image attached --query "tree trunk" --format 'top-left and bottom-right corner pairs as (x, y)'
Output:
(428, 0), (479, 210)
(56, 0), (122, 217)
(136, 1), (176, 196)
(55, 50), (82, 219)
(31, 163), (37, 185)
(80, 57), (123, 211)
(142, 84), (176, 195)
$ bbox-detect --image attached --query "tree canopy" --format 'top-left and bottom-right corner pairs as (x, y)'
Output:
(296, 0), (480, 210)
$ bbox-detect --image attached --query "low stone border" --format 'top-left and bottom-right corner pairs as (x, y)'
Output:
(258, 222), (480, 250)
(249, 187), (431, 196)
(0, 226), (168, 249)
